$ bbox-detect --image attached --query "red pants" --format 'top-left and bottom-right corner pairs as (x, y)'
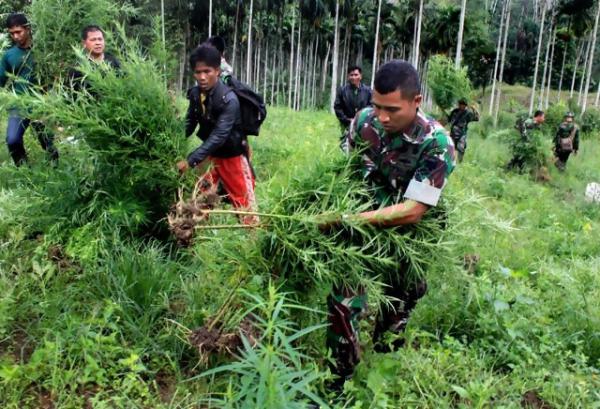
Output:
(203, 154), (256, 210)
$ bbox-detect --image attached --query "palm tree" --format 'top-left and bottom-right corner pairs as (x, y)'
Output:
(582, 0), (600, 112)
(371, 0), (383, 87)
(455, 0), (468, 68)
(330, 0), (340, 112)
(246, 0), (254, 86)
(494, 0), (512, 124)
(529, 0), (548, 115)
(413, 0), (424, 67)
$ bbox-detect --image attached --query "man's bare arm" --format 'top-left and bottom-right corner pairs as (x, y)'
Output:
(354, 200), (429, 227)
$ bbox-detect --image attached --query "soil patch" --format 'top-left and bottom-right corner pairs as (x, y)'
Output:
(521, 390), (552, 409)
(188, 317), (260, 362)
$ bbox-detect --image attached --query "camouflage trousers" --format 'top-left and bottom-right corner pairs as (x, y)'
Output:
(326, 271), (427, 380)
(554, 150), (571, 171)
(452, 134), (467, 162)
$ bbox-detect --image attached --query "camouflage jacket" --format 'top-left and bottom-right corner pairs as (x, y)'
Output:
(554, 122), (580, 152)
(220, 58), (233, 83)
(344, 107), (456, 207)
(448, 107), (479, 140)
(519, 118), (541, 140)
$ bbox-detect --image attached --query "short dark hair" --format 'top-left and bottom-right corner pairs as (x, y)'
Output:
(6, 13), (29, 29)
(189, 44), (221, 70)
(374, 60), (421, 99)
(534, 110), (544, 117)
(81, 25), (104, 41)
(347, 65), (362, 74)
(207, 36), (225, 55)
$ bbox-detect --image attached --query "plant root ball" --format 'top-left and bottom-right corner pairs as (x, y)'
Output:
(168, 178), (222, 246)
(188, 317), (260, 362)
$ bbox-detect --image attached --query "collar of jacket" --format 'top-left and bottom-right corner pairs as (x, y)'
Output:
(201, 80), (224, 98)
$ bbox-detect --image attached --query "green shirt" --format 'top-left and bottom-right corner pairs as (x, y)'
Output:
(0, 45), (36, 95)
(554, 122), (580, 152)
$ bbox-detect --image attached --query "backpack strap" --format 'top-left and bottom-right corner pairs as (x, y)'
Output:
(568, 124), (578, 141)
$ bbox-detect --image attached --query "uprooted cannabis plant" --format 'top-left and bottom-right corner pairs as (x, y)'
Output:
(0, 30), (186, 241)
(27, 0), (135, 82)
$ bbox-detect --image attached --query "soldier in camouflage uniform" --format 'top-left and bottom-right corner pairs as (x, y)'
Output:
(553, 112), (579, 171)
(447, 99), (479, 162)
(507, 110), (545, 171)
(323, 60), (456, 388)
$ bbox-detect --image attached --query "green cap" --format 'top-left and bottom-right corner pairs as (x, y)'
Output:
(565, 111), (575, 118)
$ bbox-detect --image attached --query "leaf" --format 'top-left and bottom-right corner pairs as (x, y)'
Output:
(451, 385), (470, 399)
(494, 300), (510, 313)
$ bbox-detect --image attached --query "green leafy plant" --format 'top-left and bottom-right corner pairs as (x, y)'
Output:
(581, 107), (600, 134)
(27, 0), (135, 82)
(193, 284), (329, 408)
(427, 55), (473, 115)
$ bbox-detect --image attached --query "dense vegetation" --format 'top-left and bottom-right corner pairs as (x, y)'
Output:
(0, 98), (599, 406)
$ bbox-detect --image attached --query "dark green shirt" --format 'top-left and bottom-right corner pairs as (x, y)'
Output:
(0, 45), (35, 95)
(554, 122), (580, 152)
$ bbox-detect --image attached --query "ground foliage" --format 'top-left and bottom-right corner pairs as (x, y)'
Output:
(1, 91), (600, 408)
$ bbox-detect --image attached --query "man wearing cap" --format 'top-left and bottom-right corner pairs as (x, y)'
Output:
(1, 13), (58, 165)
(553, 112), (579, 171)
(447, 99), (479, 162)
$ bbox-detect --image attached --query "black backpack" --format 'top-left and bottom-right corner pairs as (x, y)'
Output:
(224, 76), (267, 136)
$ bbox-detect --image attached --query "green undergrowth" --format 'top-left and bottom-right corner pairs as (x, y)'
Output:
(0, 105), (599, 407)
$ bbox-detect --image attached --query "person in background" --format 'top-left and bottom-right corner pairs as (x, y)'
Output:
(553, 112), (579, 171)
(69, 25), (120, 92)
(334, 65), (372, 135)
(0, 13), (57, 166)
(207, 35), (233, 84)
(447, 98), (479, 162)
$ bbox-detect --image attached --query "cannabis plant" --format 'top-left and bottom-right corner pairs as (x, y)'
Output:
(194, 284), (329, 409)
(427, 55), (473, 115)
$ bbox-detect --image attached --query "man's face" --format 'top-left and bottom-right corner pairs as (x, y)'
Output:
(8, 25), (31, 47)
(348, 69), (362, 87)
(193, 62), (220, 92)
(82, 30), (105, 57)
(458, 102), (467, 111)
(535, 114), (545, 124)
(565, 116), (574, 123)
(372, 89), (422, 134)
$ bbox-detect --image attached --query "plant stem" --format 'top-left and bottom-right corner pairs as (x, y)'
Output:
(194, 224), (264, 230)
(201, 208), (321, 222)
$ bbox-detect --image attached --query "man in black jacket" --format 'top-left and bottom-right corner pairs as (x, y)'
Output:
(334, 65), (372, 133)
(177, 44), (256, 220)
(69, 25), (121, 92)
